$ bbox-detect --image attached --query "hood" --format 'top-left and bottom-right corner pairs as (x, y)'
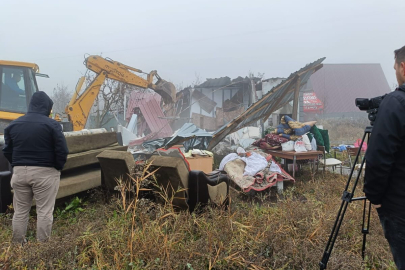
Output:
(28, 91), (54, 116)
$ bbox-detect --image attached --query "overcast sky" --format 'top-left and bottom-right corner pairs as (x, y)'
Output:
(1, 0), (404, 97)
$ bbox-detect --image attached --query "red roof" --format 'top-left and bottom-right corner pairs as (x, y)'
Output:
(126, 91), (173, 138)
(309, 64), (390, 114)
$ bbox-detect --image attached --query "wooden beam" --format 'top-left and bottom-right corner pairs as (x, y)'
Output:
(292, 75), (301, 120)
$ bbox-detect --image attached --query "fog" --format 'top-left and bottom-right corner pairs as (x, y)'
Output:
(1, 0), (404, 96)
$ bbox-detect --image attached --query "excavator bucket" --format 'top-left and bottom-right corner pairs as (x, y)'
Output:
(155, 80), (176, 104)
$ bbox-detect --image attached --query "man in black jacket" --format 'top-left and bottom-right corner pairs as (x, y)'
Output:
(364, 45), (405, 269)
(3, 91), (68, 243)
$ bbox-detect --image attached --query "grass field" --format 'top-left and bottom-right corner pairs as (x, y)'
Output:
(316, 117), (370, 146)
(0, 167), (395, 270)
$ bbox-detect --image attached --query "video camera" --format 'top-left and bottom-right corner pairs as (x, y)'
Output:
(355, 95), (386, 125)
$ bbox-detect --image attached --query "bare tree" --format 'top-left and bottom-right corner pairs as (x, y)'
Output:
(248, 71), (265, 80)
(85, 74), (125, 128)
(51, 83), (71, 114)
(175, 82), (184, 92)
(257, 72), (265, 80)
(191, 72), (201, 87)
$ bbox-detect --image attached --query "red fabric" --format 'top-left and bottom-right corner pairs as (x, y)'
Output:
(354, 139), (367, 151)
(243, 158), (295, 192)
(253, 134), (289, 150)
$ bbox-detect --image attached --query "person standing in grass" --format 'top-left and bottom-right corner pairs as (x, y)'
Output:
(3, 91), (68, 244)
(364, 45), (405, 269)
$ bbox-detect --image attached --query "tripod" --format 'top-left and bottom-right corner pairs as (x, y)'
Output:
(319, 126), (372, 270)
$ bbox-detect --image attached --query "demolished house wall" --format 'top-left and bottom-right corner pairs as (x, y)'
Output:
(172, 88), (192, 131)
(257, 77), (289, 129)
(190, 77), (257, 131)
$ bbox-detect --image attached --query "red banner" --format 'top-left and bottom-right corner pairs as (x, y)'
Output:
(303, 92), (323, 112)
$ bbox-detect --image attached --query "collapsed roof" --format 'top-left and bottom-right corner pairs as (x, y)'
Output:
(207, 57), (326, 150)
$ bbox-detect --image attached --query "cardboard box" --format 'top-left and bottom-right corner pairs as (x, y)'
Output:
(186, 155), (213, 173)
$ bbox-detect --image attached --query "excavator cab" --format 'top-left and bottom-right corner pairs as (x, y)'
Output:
(0, 61), (42, 212)
(0, 61), (44, 133)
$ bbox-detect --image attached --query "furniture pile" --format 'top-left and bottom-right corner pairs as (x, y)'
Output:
(252, 116), (342, 174)
(96, 147), (229, 213)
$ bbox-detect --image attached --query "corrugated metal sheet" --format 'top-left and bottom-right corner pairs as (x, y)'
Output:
(126, 91), (172, 138)
(310, 64), (390, 114)
(126, 91), (158, 120)
(207, 58), (325, 150)
(139, 123), (212, 152)
(165, 123), (212, 152)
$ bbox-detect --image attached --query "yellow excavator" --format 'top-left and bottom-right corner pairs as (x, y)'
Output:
(66, 55), (176, 131)
(0, 57), (176, 212)
(0, 56), (176, 132)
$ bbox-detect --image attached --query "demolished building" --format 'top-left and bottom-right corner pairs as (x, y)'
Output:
(123, 58), (326, 152)
(176, 76), (261, 131)
(207, 57), (326, 150)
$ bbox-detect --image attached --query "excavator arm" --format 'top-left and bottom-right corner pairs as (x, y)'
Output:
(66, 55), (176, 131)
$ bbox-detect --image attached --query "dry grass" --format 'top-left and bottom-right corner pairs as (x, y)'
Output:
(316, 117), (370, 145)
(0, 166), (396, 270)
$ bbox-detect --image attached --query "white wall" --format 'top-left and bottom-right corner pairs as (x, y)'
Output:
(190, 87), (246, 117)
(262, 78), (285, 95)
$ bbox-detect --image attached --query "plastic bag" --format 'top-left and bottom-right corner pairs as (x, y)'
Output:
(311, 136), (317, 151)
(294, 139), (307, 152)
(302, 134), (312, 150)
(281, 140), (295, 151)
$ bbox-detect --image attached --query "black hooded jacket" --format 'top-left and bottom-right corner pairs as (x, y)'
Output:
(2, 91), (68, 170)
(364, 84), (405, 215)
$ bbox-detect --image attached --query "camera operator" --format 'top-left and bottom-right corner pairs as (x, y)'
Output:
(364, 45), (405, 269)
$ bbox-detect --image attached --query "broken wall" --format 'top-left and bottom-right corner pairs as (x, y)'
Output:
(191, 112), (217, 131)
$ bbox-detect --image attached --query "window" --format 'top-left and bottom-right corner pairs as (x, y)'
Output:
(0, 66), (29, 113)
(27, 68), (38, 97)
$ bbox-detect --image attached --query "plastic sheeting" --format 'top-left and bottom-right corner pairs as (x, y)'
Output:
(118, 125), (138, 146)
(228, 127), (261, 149)
(142, 123), (213, 152)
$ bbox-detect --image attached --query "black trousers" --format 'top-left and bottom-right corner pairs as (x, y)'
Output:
(377, 208), (405, 270)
